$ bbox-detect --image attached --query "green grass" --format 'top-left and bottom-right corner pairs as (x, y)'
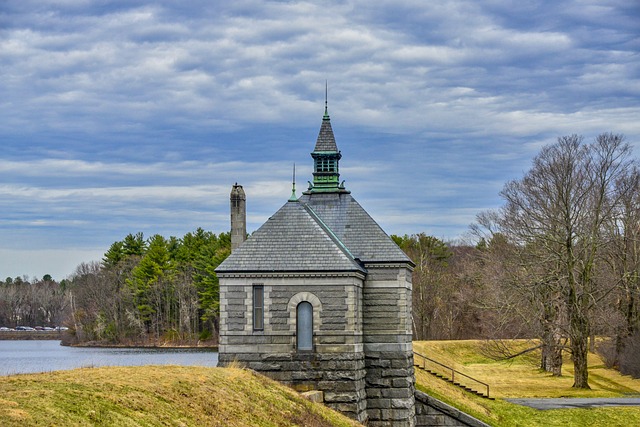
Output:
(414, 340), (640, 427)
(0, 365), (362, 427)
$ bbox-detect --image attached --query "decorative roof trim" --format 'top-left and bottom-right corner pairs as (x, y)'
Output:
(361, 260), (416, 269)
(216, 270), (367, 280)
(301, 202), (357, 260)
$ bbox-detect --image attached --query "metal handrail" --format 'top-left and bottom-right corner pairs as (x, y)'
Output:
(413, 350), (490, 398)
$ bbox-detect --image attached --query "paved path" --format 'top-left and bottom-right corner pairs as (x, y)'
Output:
(506, 397), (640, 410)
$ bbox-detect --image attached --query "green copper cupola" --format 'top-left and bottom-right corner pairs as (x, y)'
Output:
(305, 103), (349, 194)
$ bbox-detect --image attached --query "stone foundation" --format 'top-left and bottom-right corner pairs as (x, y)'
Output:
(414, 390), (491, 427)
(219, 351), (368, 422)
(363, 265), (416, 426)
(365, 350), (416, 426)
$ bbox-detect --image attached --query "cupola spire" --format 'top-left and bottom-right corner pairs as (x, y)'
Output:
(304, 88), (349, 194)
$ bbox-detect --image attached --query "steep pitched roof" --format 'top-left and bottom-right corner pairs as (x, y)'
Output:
(216, 200), (366, 274)
(218, 108), (412, 273)
(299, 192), (413, 265)
(313, 115), (338, 152)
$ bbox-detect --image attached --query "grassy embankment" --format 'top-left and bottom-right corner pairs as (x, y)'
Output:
(3, 340), (640, 426)
(414, 340), (640, 427)
(0, 365), (361, 427)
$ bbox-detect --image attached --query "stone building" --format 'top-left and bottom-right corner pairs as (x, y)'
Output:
(216, 106), (416, 426)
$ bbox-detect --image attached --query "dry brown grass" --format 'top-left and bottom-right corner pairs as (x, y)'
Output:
(414, 339), (640, 398)
(0, 365), (362, 427)
(414, 340), (640, 427)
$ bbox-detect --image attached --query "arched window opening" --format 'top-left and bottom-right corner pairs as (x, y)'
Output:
(297, 301), (313, 351)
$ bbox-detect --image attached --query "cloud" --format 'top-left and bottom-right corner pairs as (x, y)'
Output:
(0, 0), (638, 279)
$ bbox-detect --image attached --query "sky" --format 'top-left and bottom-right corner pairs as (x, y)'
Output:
(1, 0), (639, 281)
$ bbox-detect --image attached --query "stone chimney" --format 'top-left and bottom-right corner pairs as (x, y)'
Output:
(230, 183), (246, 252)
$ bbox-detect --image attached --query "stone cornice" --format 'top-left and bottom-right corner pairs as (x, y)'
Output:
(217, 270), (367, 280)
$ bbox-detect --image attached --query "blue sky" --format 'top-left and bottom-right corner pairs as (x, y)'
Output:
(1, 0), (639, 281)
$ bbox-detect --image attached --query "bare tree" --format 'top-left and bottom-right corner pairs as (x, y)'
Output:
(600, 167), (640, 365)
(394, 234), (453, 340)
(498, 133), (635, 388)
(471, 212), (563, 373)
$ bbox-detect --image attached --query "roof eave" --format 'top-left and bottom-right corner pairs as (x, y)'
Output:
(216, 269), (367, 279)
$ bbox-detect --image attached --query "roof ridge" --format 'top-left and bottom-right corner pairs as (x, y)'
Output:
(298, 193), (415, 266)
(300, 201), (363, 269)
(215, 200), (367, 274)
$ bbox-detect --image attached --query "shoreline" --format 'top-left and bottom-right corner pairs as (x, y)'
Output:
(68, 341), (218, 350)
(0, 331), (63, 340)
(0, 332), (218, 350)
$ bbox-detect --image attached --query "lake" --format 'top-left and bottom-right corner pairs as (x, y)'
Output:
(0, 340), (218, 376)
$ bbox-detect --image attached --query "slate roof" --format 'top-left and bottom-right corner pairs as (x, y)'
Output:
(216, 193), (412, 274)
(313, 116), (338, 152)
(299, 192), (413, 264)
(216, 200), (366, 273)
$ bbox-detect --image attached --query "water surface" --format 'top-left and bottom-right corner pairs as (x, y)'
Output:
(0, 340), (218, 376)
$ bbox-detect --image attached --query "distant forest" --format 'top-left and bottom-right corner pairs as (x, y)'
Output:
(1, 133), (638, 385)
(1, 228), (230, 345)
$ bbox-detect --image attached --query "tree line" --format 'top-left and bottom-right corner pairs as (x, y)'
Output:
(1, 229), (230, 346)
(0, 275), (69, 328)
(66, 228), (230, 345)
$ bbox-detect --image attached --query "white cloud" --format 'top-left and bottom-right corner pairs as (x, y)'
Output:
(0, 0), (638, 277)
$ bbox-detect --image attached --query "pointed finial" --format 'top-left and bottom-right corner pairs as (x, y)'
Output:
(289, 163), (297, 201)
(324, 81), (329, 119)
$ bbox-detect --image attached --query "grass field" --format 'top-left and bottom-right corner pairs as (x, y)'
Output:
(2, 341), (639, 426)
(414, 340), (640, 427)
(0, 365), (361, 427)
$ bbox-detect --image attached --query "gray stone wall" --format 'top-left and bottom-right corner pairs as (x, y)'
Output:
(414, 391), (491, 427)
(219, 275), (365, 353)
(217, 273), (368, 422)
(218, 263), (417, 426)
(363, 264), (416, 427)
(219, 351), (367, 420)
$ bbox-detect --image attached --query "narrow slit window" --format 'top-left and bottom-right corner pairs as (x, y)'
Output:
(253, 285), (264, 331)
(296, 301), (313, 351)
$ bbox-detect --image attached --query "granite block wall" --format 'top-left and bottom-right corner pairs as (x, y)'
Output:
(414, 391), (491, 427)
(218, 263), (417, 426)
(217, 273), (368, 422)
(363, 265), (416, 427)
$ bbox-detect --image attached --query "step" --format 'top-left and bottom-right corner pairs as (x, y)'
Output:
(414, 353), (493, 400)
